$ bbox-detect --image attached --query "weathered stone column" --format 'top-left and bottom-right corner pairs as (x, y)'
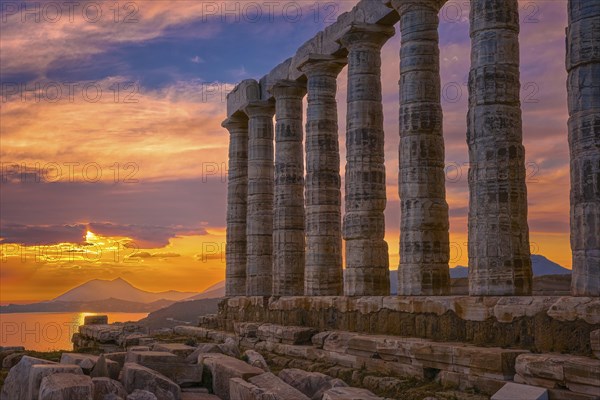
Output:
(271, 81), (307, 296)
(298, 55), (346, 296)
(567, 0), (600, 296)
(339, 24), (394, 296)
(467, 0), (532, 295)
(244, 100), (275, 296)
(223, 116), (249, 296)
(391, 0), (450, 296)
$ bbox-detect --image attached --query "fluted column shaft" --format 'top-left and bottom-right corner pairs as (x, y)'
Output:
(392, 0), (450, 296)
(244, 101), (275, 296)
(340, 24), (394, 296)
(223, 117), (249, 296)
(467, 0), (532, 295)
(299, 55), (346, 296)
(567, 0), (600, 296)
(272, 81), (307, 296)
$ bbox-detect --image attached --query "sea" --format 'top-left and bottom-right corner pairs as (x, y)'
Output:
(0, 312), (148, 352)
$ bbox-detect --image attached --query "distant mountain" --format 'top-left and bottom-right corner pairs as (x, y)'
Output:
(52, 278), (199, 303)
(531, 255), (571, 275)
(184, 280), (225, 301)
(450, 266), (469, 279)
(448, 255), (571, 279)
(389, 255), (569, 294)
(0, 298), (175, 314)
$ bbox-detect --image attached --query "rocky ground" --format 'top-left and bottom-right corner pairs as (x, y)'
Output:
(0, 333), (489, 400)
(2, 310), (597, 400)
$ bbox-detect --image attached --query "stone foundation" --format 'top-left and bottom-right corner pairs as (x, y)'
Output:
(218, 296), (600, 356)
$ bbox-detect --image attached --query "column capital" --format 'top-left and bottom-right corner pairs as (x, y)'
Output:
(243, 100), (275, 118)
(269, 80), (307, 99)
(388, 0), (446, 14)
(222, 116), (248, 132)
(298, 54), (346, 77)
(338, 23), (395, 50)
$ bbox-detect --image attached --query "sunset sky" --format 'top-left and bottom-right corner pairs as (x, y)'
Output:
(0, 0), (572, 303)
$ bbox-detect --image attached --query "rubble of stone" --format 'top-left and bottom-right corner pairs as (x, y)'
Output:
(1, 316), (402, 400)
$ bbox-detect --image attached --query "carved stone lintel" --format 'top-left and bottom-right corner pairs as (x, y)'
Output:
(298, 54), (347, 77)
(338, 23), (395, 50)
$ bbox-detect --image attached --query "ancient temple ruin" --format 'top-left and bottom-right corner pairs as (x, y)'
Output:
(222, 0), (599, 298)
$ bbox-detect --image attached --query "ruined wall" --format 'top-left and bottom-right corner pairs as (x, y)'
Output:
(218, 296), (600, 356)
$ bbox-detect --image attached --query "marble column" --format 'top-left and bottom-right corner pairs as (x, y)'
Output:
(244, 101), (275, 296)
(567, 0), (600, 296)
(391, 0), (450, 296)
(340, 24), (394, 296)
(271, 81), (307, 296)
(467, 0), (532, 295)
(223, 116), (249, 296)
(298, 55), (346, 296)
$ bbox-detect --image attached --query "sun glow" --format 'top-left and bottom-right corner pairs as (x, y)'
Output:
(85, 231), (97, 242)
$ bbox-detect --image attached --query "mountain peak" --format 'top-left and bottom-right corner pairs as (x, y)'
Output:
(52, 278), (199, 303)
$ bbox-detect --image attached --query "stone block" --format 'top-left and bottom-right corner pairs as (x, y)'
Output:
(592, 330), (600, 359)
(229, 377), (277, 400)
(454, 297), (499, 321)
(322, 332), (357, 353)
(121, 363), (181, 400)
(257, 324), (317, 345)
(84, 315), (108, 325)
(322, 387), (383, 400)
(243, 350), (269, 372)
(227, 79), (261, 117)
(2, 352), (25, 369)
(79, 325), (122, 343)
(128, 389), (158, 400)
(200, 353), (263, 400)
(153, 343), (196, 358)
(249, 372), (310, 399)
(453, 346), (528, 378)
(311, 332), (332, 349)
(92, 377), (127, 399)
(516, 353), (600, 395)
(493, 297), (556, 323)
(564, 357), (600, 387)
(60, 352), (119, 378)
(219, 337), (241, 358)
(491, 383), (548, 400)
(516, 354), (566, 383)
(173, 326), (210, 340)
(0, 356), (55, 400)
(547, 297), (592, 322)
(187, 344), (223, 364)
(181, 393), (221, 400)
(129, 346), (151, 352)
(126, 351), (202, 386)
(279, 368), (348, 400)
(38, 373), (93, 400)
(235, 322), (260, 338)
(547, 388), (600, 400)
(261, 58), (292, 99)
(105, 352), (127, 368)
(28, 364), (84, 400)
